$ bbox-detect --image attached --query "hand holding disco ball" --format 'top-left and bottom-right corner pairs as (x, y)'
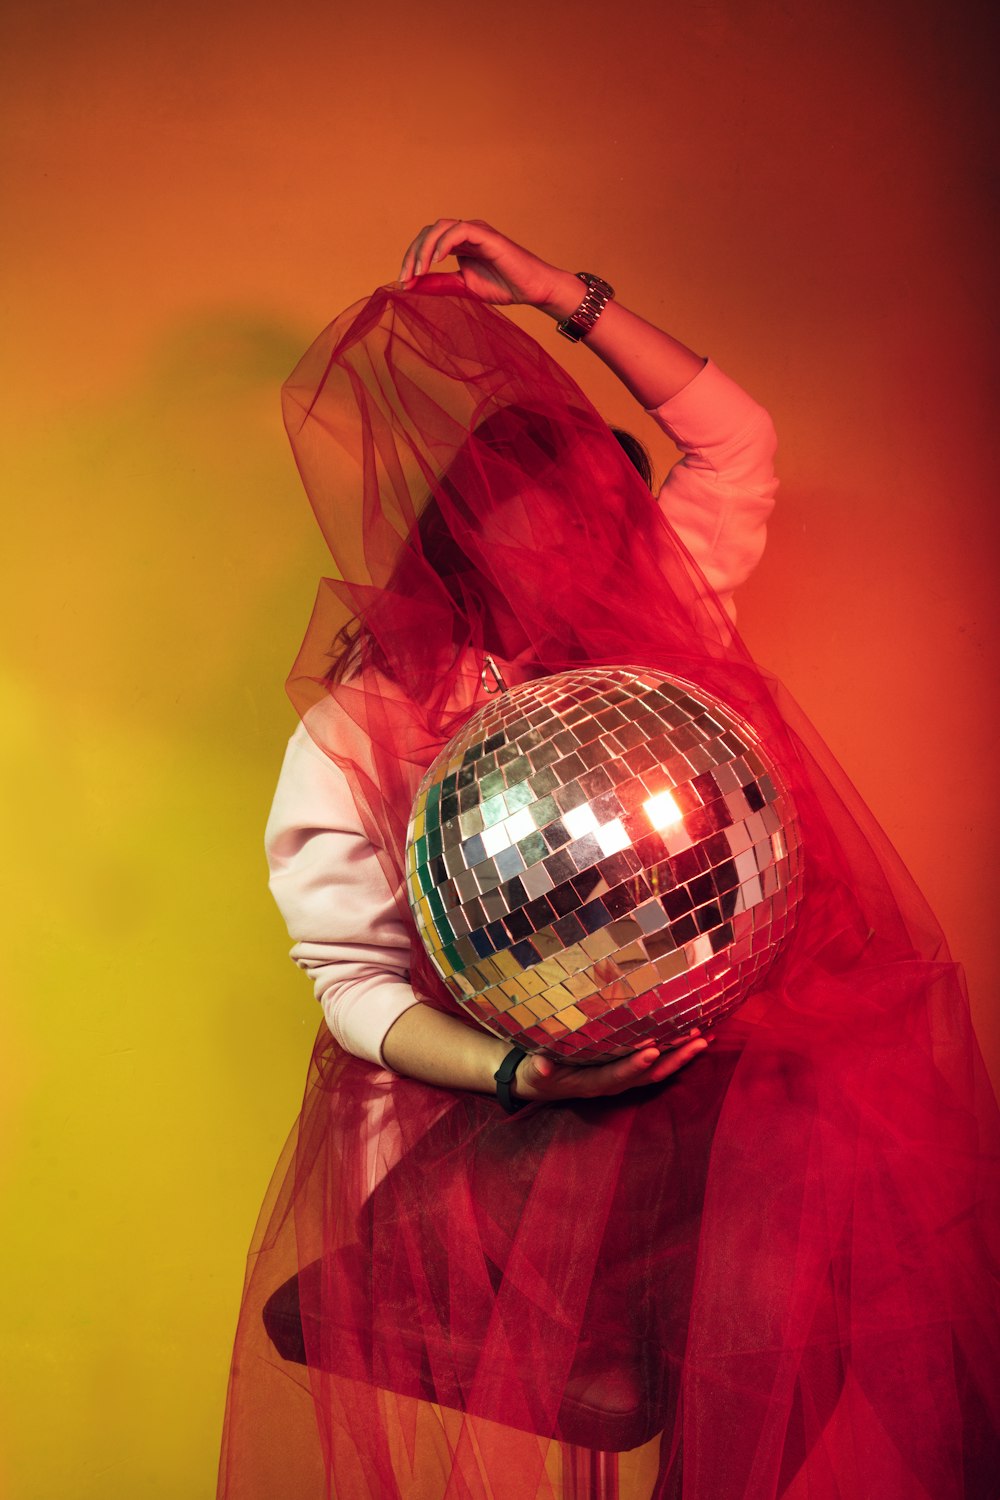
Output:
(406, 667), (803, 1066)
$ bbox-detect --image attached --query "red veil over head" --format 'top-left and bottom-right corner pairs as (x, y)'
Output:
(218, 275), (999, 1500)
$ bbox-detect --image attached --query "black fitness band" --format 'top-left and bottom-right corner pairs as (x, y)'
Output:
(494, 1046), (528, 1113)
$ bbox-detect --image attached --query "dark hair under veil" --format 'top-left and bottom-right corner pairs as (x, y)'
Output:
(217, 274), (999, 1500)
(325, 407), (656, 686)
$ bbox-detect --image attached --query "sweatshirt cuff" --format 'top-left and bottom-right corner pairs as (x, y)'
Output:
(321, 976), (423, 1067)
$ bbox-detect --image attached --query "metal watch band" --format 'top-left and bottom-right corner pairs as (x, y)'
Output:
(494, 1045), (528, 1112)
(556, 272), (615, 343)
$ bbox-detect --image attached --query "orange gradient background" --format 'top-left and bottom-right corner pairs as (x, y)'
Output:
(2, 1), (997, 1494)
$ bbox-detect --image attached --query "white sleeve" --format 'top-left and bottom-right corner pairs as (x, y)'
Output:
(264, 719), (423, 1066)
(644, 357), (779, 623)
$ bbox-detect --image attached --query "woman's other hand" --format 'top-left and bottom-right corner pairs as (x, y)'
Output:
(513, 1033), (712, 1105)
(398, 218), (573, 314)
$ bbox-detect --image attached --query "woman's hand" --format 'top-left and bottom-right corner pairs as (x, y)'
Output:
(398, 218), (574, 313)
(512, 1032), (712, 1105)
(381, 997), (712, 1102)
(396, 217), (705, 407)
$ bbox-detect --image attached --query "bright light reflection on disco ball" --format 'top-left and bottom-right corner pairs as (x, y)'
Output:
(405, 668), (804, 1063)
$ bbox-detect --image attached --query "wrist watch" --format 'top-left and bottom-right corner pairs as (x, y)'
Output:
(556, 272), (615, 342)
(494, 1045), (528, 1113)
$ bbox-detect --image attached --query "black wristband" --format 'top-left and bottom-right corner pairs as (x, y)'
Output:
(493, 1046), (528, 1113)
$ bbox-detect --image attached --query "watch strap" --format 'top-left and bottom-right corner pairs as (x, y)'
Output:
(494, 1046), (528, 1113)
(556, 272), (615, 343)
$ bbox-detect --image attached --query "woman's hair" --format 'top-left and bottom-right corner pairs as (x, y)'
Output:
(609, 426), (654, 491)
(325, 422), (655, 685)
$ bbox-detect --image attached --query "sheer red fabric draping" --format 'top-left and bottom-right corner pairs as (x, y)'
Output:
(217, 275), (1000, 1499)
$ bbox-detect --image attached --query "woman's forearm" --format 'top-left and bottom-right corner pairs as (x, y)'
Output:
(381, 1000), (510, 1093)
(539, 270), (706, 410)
(380, 994), (708, 1105)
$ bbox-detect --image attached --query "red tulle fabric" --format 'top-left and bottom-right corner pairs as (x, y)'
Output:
(217, 276), (1000, 1499)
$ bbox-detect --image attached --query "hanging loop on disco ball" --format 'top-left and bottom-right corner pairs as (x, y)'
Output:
(480, 653), (508, 696)
(405, 667), (804, 1063)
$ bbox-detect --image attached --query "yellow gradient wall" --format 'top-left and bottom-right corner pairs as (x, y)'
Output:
(2, 2), (996, 1494)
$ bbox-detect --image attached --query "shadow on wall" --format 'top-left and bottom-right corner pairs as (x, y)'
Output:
(7, 310), (318, 751)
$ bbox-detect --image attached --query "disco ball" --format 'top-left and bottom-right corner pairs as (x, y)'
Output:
(405, 668), (803, 1063)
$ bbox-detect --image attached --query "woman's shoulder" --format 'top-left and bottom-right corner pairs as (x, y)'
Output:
(297, 652), (533, 776)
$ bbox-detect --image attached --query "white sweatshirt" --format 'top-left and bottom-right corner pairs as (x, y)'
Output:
(264, 358), (779, 1066)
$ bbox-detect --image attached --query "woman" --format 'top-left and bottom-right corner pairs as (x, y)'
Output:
(217, 221), (999, 1499)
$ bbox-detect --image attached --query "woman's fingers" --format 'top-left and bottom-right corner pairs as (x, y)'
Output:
(427, 219), (494, 272)
(399, 217), (466, 281)
(591, 1038), (708, 1092)
(518, 1034), (711, 1102)
(399, 218), (515, 289)
(422, 219), (476, 273)
(398, 224), (434, 282)
(647, 1038), (710, 1081)
(411, 219), (458, 277)
(396, 218), (559, 307)
(588, 1031), (708, 1093)
(591, 1047), (660, 1092)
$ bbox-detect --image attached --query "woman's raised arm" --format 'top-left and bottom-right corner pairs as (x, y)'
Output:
(398, 217), (706, 408)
